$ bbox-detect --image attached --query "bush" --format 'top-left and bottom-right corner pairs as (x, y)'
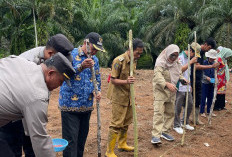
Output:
(137, 54), (154, 69)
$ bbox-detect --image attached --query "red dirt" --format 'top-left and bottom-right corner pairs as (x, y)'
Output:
(47, 68), (232, 157)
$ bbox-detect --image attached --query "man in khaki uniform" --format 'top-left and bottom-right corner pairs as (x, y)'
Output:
(105, 38), (144, 157)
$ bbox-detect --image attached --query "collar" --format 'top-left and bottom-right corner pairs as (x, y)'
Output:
(124, 51), (131, 63)
(78, 46), (85, 56)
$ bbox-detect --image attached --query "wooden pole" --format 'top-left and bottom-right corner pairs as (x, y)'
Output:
(181, 44), (191, 146)
(86, 40), (102, 157)
(129, 30), (138, 157)
(208, 57), (218, 125)
(193, 31), (197, 126)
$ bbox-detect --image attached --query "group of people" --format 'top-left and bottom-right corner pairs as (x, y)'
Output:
(0, 32), (231, 157)
(151, 38), (232, 144)
(0, 31), (145, 157)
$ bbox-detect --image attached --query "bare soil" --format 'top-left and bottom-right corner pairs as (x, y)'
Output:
(47, 68), (232, 157)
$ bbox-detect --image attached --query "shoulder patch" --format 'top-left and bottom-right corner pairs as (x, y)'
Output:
(114, 63), (120, 70)
(118, 57), (124, 62)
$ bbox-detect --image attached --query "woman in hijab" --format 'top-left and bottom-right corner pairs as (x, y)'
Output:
(151, 44), (185, 144)
(214, 47), (232, 110)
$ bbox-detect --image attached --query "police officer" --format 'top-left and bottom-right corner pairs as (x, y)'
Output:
(0, 53), (76, 157)
(0, 34), (74, 157)
(105, 38), (144, 157)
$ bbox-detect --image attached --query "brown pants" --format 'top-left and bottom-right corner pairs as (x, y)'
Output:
(110, 102), (132, 132)
(152, 100), (175, 138)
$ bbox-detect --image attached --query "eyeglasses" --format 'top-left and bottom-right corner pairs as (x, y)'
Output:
(169, 53), (178, 60)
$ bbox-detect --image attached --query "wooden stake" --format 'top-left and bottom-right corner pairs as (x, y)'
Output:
(208, 57), (218, 125)
(129, 30), (138, 157)
(181, 44), (191, 146)
(193, 31), (197, 126)
(86, 40), (101, 157)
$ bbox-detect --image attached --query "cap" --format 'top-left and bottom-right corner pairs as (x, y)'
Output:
(205, 49), (217, 59)
(85, 32), (105, 52)
(190, 42), (201, 57)
(47, 34), (74, 61)
(46, 52), (76, 86)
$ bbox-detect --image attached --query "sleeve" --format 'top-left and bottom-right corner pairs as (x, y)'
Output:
(111, 59), (122, 79)
(153, 66), (166, 89)
(94, 57), (101, 91)
(203, 60), (210, 77)
(23, 99), (55, 157)
(72, 53), (83, 75)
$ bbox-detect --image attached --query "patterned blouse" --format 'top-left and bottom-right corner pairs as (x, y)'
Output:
(59, 46), (101, 112)
(217, 57), (226, 94)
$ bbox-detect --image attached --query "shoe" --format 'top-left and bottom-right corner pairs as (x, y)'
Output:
(105, 129), (118, 157)
(118, 130), (134, 152)
(222, 107), (227, 110)
(201, 113), (206, 117)
(173, 127), (183, 134)
(196, 119), (204, 125)
(207, 113), (217, 117)
(151, 137), (162, 144)
(212, 113), (217, 117)
(161, 133), (174, 141)
(184, 124), (194, 130)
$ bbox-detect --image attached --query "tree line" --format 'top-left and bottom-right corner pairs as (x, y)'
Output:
(1, 0), (232, 68)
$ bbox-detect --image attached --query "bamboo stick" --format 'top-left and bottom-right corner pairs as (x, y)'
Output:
(193, 31), (197, 126)
(86, 40), (101, 157)
(181, 44), (191, 146)
(208, 57), (218, 125)
(129, 30), (138, 157)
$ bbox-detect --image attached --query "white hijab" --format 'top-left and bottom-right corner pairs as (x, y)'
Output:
(155, 44), (181, 85)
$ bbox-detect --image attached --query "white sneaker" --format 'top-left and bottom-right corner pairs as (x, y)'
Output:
(173, 127), (183, 134)
(184, 124), (194, 130)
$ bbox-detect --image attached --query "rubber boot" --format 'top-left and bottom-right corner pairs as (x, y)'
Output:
(105, 129), (118, 157)
(118, 130), (134, 152)
(195, 108), (204, 125)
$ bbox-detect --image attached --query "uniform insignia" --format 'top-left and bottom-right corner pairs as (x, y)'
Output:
(71, 95), (79, 101)
(118, 57), (124, 62)
(114, 63), (120, 70)
(75, 75), (81, 81)
(75, 55), (81, 61)
(95, 69), (100, 75)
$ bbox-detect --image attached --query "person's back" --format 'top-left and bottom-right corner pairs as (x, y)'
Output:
(0, 56), (48, 126)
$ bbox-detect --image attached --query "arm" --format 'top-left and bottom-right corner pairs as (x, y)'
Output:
(196, 62), (219, 70)
(23, 100), (55, 157)
(182, 57), (198, 72)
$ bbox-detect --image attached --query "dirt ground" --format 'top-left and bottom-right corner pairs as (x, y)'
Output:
(47, 68), (232, 157)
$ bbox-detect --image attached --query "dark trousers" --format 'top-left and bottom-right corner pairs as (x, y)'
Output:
(61, 111), (92, 157)
(200, 83), (214, 113)
(193, 82), (202, 108)
(0, 139), (15, 157)
(214, 94), (225, 110)
(0, 120), (35, 157)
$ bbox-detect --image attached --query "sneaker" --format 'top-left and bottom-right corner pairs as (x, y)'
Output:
(184, 124), (194, 130)
(173, 127), (183, 134)
(161, 133), (174, 141)
(151, 137), (162, 144)
(207, 113), (217, 117)
(201, 113), (206, 117)
(212, 113), (217, 117)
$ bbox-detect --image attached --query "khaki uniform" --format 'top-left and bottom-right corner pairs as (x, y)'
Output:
(152, 66), (183, 138)
(107, 52), (136, 132)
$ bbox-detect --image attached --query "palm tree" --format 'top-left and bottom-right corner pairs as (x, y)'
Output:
(197, 0), (232, 48)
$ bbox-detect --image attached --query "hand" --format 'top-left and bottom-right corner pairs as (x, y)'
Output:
(81, 58), (94, 69)
(166, 82), (177, 93)
(212, 62), (220, 69)
(190, 57), (198, 65)
(127, 76), (135, 84)
(206, 77), (211, 82)
(94, 91), (101, 102)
